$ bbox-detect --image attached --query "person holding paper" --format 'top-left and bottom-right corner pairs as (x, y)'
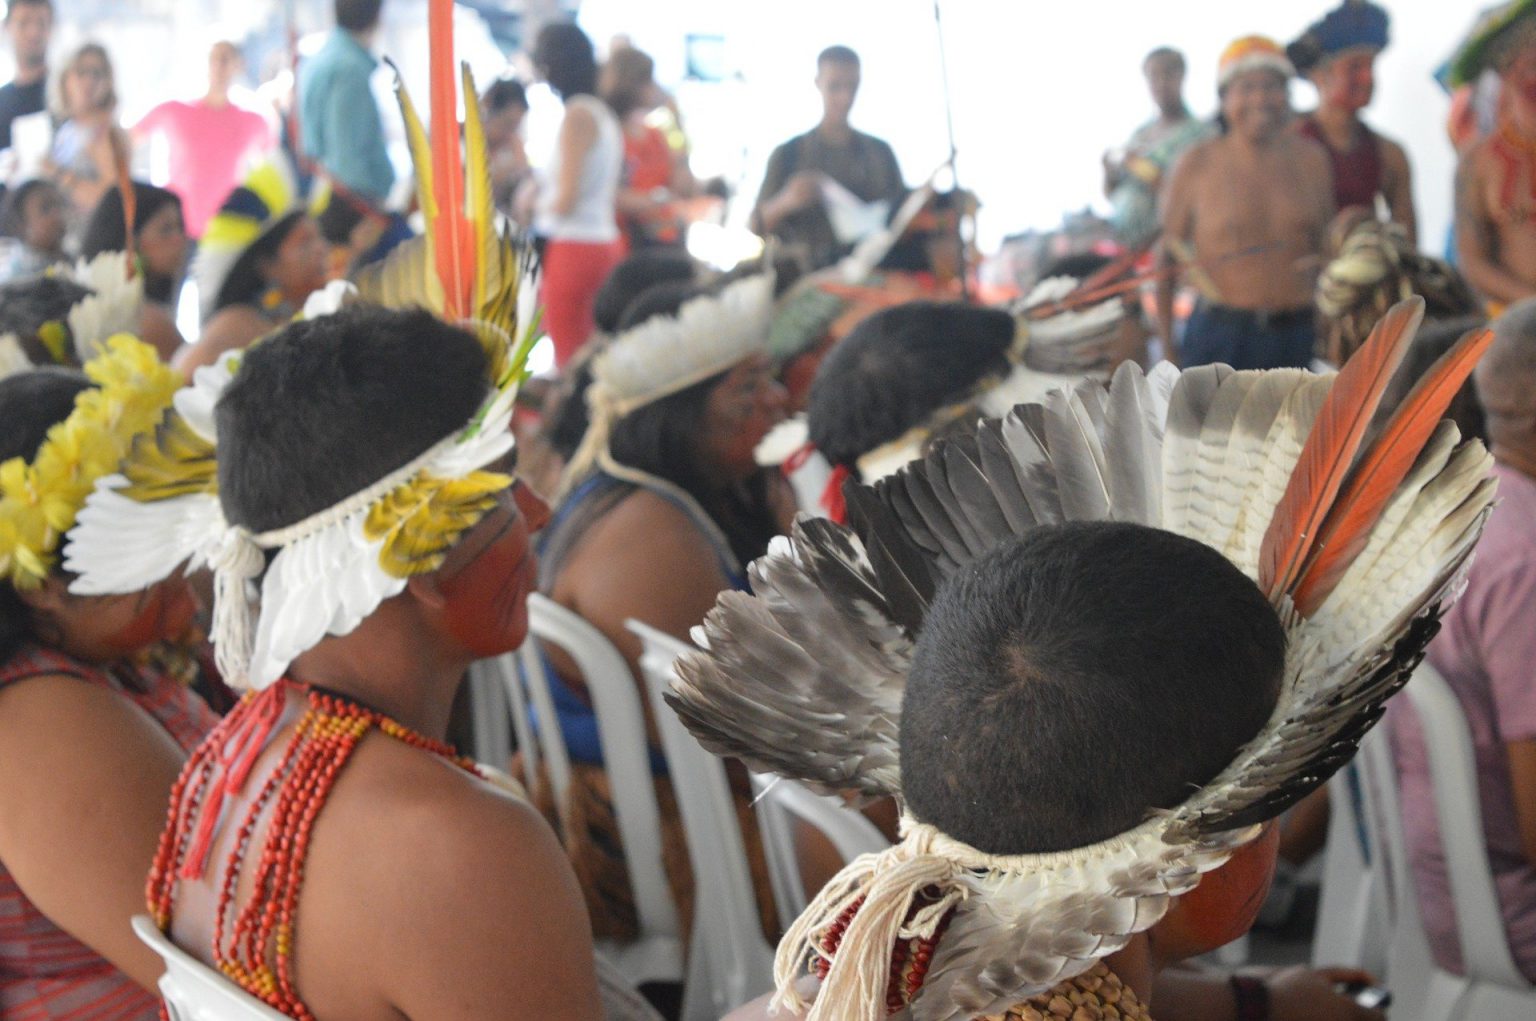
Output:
(752, 45), (905, 272)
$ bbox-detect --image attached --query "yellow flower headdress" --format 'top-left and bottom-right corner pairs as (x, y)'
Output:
(66, 2), (543, 689)
(0, 335), (181, 589)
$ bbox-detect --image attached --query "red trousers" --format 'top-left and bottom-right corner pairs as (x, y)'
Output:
(541, 238), (624, 370)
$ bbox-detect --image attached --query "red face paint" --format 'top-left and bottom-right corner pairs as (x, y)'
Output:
(97, 578), (199, 656)
(437, 484), (548, 659)
(1152, 822), (1280, 962)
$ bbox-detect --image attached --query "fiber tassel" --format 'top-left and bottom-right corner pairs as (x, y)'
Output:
(210, 527), (265, 686)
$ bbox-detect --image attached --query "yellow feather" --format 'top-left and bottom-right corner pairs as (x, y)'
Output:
(118, 411), (218, 501)
(460, 63), (495, 319)
(363, 470), (509, 578)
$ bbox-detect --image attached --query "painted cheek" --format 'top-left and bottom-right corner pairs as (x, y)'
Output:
(439, 523), (537, 658)
(1158, 824), (1280, 958)
(100, 580), (198, 654)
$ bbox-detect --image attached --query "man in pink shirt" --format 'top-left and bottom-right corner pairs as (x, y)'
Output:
(134, 41), (272, 239)
(1391, 300), (1536, 980)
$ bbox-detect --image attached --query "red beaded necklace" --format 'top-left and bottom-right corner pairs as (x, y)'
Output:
(146, 680), (481, 1020)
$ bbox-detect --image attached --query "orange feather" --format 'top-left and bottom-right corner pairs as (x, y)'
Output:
(1291, 324), (1494, 615)
(1257, 296), (1424, 599)
(428, 0), (469, 318)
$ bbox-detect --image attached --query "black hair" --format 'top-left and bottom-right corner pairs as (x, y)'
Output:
(1144, 46), (1185, 72)
(482, 77), (528, 114)
(0, 178), (57, 240)
(817, 45), (860, 69)
(593, 249), (697, 335)
(212, 210), (306, 315)
(335, 0), (382, 33)
(216, 305), (488, 533)
(901, 522), (1285, 854)
(0, 274), (93, 366)
(807, 301), (1014, 469)
(535, 22), (598, 101)
(79, 182), (183, 304)
(0, 368), (92, 662)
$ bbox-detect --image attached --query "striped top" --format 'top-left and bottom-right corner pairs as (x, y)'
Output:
(1, 643), (217, 1021)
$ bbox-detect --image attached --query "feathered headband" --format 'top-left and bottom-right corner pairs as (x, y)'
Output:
(1317, 212), (1479, 366)
(0, 251), (148, 378)
(193, 160), (304, 320)
(1, 335), (181, 589)
(561, 271), (774, 490)
(66, 11), (543, 689)
(667, 297), (1496, 1020)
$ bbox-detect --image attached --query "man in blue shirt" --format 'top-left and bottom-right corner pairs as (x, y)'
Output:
(299, 0), (394, 207)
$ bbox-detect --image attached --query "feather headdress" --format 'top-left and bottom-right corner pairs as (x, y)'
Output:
(0, 251), (147, 381)
(65, 0), (542, 689)
(560, 270), (775, 491)
(667, 297), (1496, 1020)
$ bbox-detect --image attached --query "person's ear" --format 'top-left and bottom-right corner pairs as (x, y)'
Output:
(15, 575), (69, 615)
(405, 572), (448, 613)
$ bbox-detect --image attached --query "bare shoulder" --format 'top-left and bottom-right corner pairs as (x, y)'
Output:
(0, 669), (180, 763)
(580, 486), (722, 568)
(174, 306), (272, 376)
(1288, 131), (1331, 170)
(1174, 135), (1221, 176)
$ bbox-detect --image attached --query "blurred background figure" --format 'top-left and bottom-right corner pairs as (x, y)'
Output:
(133, 41), (273, 242)
(0, 0), (52, 163)
(47, 43), (128, 222)
(601, 44), (701, 252)
(0, 177), (65, 279)
(481, 76), (532, 220)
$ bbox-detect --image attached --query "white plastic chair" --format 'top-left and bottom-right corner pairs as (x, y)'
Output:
(1360, 664), (1536, 1020)
(752, 773), (889, 923)
(131, 915), (289, 1021)
(627, 619), (776, 1021)
(1312, 767), (1389, 974)
(468, 594), (684, 989)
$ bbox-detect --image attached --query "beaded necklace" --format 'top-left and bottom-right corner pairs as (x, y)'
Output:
(813, 893), (1154, 1020)
(146, 680), (481, 1020)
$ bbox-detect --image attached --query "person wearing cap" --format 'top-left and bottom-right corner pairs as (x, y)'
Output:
(174, 162), (328, 377)
(1290, 1), (1416, 243)
(1158, 36), (1335, 370)
(1452, 0), (1536, 309)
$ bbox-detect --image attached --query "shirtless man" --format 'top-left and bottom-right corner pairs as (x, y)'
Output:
(1454, 9), (1536, 309)
(1158, 36), (1335, 369)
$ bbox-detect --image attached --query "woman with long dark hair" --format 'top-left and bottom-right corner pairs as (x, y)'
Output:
(539, 272), (789, 941)
(532, 22), (624, 369)
(79, 182), (190, 360)
(0, 344), (217, 1020)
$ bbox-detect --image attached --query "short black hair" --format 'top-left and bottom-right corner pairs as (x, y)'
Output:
(0, 178), (58, 240)
(807, 302), (1014, 469)
(213, 210), (307, 315)
(481, 77), (528, 114)
(901, 522), (1285, 854)
(216, 305), (488, 533)
(818, 45), (860, 70)
(593, 249), (697, 335)
(4, 0), (52, 21)
(1144, 46), (1185, 71)
(0, 274), (92, 366)
(334, 0), (382, 33)
(534, 22), (598, 100)
(0, 367), (91, 660)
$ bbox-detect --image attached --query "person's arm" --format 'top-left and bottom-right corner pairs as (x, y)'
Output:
(375, 784), (603, 1019)
(550, 102), (598, 219)
(875, 138), (906, 208)
(0, 673), (191, 991)
(1156, 146), (1199, 361)
(173, 306), (273, 379)
(138, 302), (184, 363)
(1479, 557), (1536, 865)
(752, 141), (820, 236)
(1380, 138), (1416, 248)
(1155, 965), (1385, 1021)
(1456, 148), (1536, 305)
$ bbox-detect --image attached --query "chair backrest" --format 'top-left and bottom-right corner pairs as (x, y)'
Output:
(1402, 662), (1530, 990)
(626, 619), (776, 1021)
(132, 915), (290, 1021)
(468, 594), (682, 963)
(752, 773), (889, 922)
(1312, 765), (1388, 974)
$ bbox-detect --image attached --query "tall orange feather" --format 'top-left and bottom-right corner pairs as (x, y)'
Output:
(1290, 324), (1494, 615)
(428, 0), (470, 318)
(109, 129), (137, 277)
(1257, 296), (1424, 600)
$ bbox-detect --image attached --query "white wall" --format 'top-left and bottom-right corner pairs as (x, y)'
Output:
(577, 0), (1470, 256)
